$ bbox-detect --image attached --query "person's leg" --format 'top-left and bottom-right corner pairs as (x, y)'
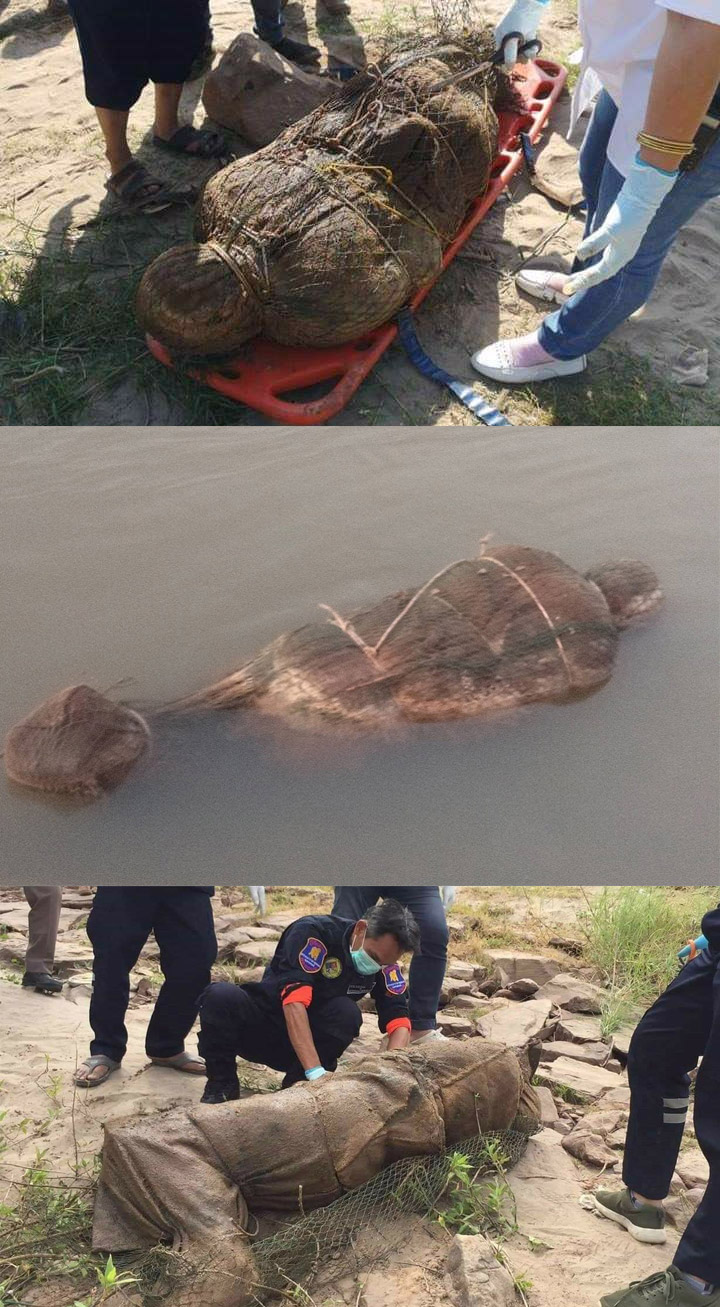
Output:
(381, 887), (447, 1034)
(674, 958), (720, 1286)
(198, 983), (286, 1098)
(86, 889), (155, 1064)
(251, 0), (284, 44)
(539, 129), (720, 361)
(22, 886), (62, 978)
(592, 952), (714, 1250)
(65, 0), (146, 173)
(149, 0), (226, 153)
(332, 887), (381, 920)
(576, 90), (620, 241)
(146, 889), (218, 1062)
(281, 995), (363, 1087)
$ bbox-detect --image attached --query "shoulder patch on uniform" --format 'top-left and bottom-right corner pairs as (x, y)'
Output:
(299, 937), (327, 973)
(382, 964), (407, 995)
(322, 956), (342, 979)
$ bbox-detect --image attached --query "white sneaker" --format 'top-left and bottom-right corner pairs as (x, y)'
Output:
(410, 1028), (448, 1044)
(471, 339), (587, 384)
(515, 268), (571, 306)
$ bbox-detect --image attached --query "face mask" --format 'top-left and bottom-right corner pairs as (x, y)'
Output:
(351, 946), (382, 975)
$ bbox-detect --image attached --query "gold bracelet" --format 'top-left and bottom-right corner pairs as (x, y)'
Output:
(637, 131), (694, 156)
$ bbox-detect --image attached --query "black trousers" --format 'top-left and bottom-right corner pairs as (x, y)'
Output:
(332, 886), (448, 1031)
(623, 909), (720, 1283)
(87, 888), (217, 1063)
(197, 983), (362, 1087)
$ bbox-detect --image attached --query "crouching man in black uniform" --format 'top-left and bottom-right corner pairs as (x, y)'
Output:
(197, 898), (420, 1103)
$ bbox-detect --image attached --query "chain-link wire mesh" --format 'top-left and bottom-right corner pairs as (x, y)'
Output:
(251, 1126), (537, 1297)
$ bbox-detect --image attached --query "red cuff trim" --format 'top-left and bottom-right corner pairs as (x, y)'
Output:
(282, 986), (313, 1008)
(386, 1017), (411, 1035)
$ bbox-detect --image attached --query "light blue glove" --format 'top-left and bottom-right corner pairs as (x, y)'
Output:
(494, 0), (550, 68)
(563, 156), (678, 296)
(305, 1065), (328, 1081)
(248, 885), (266, 914)
(440, 886), (457, 909)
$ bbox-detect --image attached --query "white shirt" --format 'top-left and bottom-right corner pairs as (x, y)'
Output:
(573, 0), (720, 176)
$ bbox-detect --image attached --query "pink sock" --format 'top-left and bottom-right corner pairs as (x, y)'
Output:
(505, 331), (556, 367)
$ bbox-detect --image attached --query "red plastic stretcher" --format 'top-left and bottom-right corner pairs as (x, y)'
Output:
(147, 58), (567, 425)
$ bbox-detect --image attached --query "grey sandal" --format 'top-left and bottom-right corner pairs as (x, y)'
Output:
(149, 1051), (206, 1074)
(73, 1054), (121, 1088)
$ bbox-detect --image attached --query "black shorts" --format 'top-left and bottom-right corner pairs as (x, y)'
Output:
(67, 0), (210, 110)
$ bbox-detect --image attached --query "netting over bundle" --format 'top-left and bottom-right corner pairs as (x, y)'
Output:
(178, 546), (664, 730)
(136, 30), (510, 356)
(251, 1126), (537, 1297)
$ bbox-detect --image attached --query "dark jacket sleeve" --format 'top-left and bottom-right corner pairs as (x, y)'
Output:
(371, 963), (411, 1032)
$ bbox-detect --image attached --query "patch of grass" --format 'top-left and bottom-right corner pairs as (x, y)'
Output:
(0, 1154), (99, 1301)
(579, 887), (717, 1008)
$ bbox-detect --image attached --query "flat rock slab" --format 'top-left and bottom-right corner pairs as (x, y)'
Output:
(536, 973), (606, 1014)
(436, 1013), (475, 1037)
(540, 1040), (612, 1067)
(539, 1056), (622, 1100)
(556, 1013), (605, 1043)
(235, 939), (279, 965)
(535, 1084), (559, 1124)
(484, 950), (562, 986)
(476, 997), (552, 1048)
(448, 961), (476, 981)
(0, 907), (88, 934)
(676, 1147), (710, 1189)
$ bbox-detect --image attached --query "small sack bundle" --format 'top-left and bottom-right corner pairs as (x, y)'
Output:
(4, 685), (150, 797)
(136, 32), (504, 356)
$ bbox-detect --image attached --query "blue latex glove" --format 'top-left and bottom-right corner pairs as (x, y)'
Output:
(305, 1065), (328, 1081)
(440, 886), (457, 910)
(494, 0), (550, 68)
(678, 934), (709, 961)
(563, 156), (678, 295)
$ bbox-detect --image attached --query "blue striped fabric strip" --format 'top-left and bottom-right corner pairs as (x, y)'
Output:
(396, 309), (511, 427)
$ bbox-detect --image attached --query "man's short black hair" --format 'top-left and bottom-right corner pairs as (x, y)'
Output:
(364, 898), (421, 954)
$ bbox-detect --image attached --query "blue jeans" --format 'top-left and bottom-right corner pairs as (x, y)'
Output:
(539, 89), (720, 361)
(332, 886), (449, 1031)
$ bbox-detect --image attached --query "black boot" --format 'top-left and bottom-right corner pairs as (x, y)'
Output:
(268, 35), (321, 66)
(200, 1077), (241, 1104)
(22, 971), (63, 994)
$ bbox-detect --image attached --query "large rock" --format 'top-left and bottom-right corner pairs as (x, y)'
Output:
(556, 1013), (604, 1043)
(665, 1188), (704, 1232)
(540, 1040), (611, 1067)
(476, 998), (552, 1049)
(676, 1148), (710, 1189)
(538, 1056), (621, 1101)
(449, 1233), (517, 1307)
(535, 1085), (559, 1126)
(234, 939), (279, 966)
(202, 34), (332, 148)
(436, 1014), (475, 1038)
(448, 962), (476, 982)
(216, 927), (253, 960)
(484, 951), (562, 986)
(562, 1130), (618, 1168)
(536, 974), (606, 1014)
(440, 978), (475, 1003)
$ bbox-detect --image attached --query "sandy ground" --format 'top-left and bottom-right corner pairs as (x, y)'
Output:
(0, 884), (691, 1307)
(2, 0), (719, 425)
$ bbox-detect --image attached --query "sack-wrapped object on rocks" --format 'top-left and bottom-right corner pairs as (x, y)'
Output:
(92, 1040), (540, 1307)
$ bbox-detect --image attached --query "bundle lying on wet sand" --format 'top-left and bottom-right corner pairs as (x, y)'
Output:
(136, 32), (506, 356)
(92, 1041), (540, 1307)
(4, 546), (664, 798)
(180, 546), (664, 730)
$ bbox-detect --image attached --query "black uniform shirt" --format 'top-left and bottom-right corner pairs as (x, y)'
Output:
(257, 913), (411, 1033)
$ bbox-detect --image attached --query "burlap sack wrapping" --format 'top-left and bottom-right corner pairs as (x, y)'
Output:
(93, 1043), (537, 1263)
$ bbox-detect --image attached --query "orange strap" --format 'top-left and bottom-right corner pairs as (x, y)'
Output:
(386, 1017), (412, 1035)
(282, 985), (313, 1008)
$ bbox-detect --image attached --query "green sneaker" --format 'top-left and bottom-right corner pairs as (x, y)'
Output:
(601, 1267), (720, 1307)
(593, 1187), (666, 1244)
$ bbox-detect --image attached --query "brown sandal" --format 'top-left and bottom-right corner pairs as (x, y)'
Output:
(105, 160), (195, 215)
